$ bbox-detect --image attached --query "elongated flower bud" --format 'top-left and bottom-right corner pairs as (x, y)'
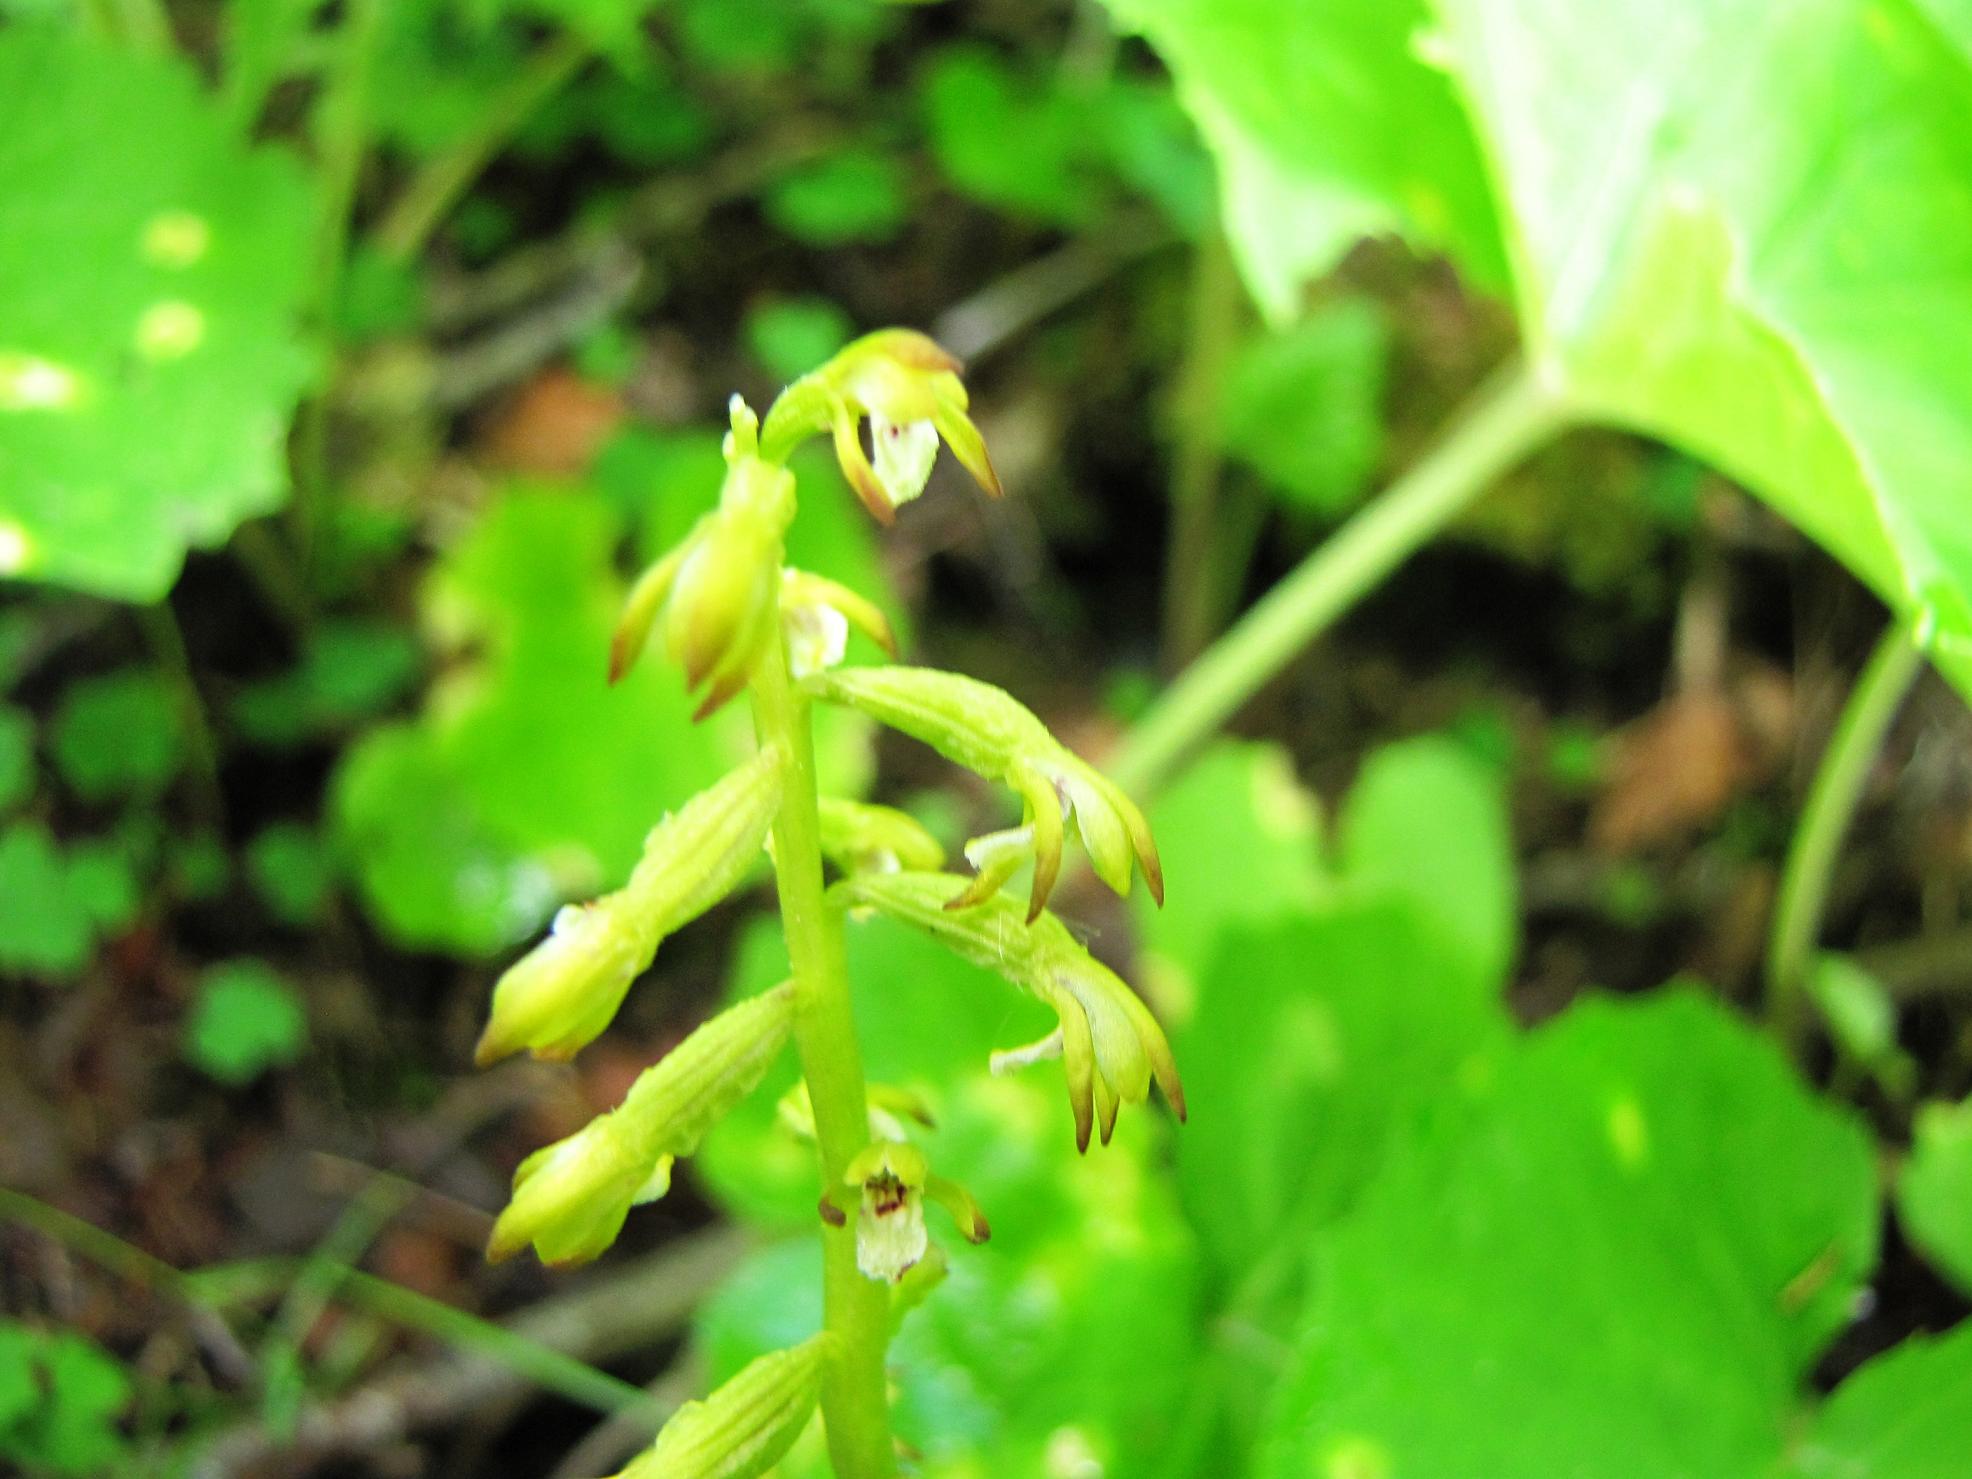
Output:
(611, 1334), (831, 1479)
(816, 797), (946, 874)
(475, 746), (786, 1067)
(834, 871), (1184, 1152)
(488, 982), (796, 1266)
(807, 666), (1162, 920)
(611, 398), (795, 718)
(760, 329), (1001, 522)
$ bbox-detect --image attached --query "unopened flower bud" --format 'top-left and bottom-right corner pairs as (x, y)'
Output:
(807, 665), (1162, 920)
(611, 398), (795, 718)
(760, 329), (1002, 524)
(611, 1333), (830, 1479)
(489, 983), (795, 1266)
(816, 797), (946, 875)
(834, 871), (1184, 1152)
(476, 747), (785, 1066)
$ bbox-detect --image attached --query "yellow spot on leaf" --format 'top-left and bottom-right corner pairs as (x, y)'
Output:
(1324, 1434), (1393, 1479)
(0, 351), (82, 411)
(1608, 1094), (1649, 1169)
(135, 301), (205, 361)
(142, 210), (211, 269)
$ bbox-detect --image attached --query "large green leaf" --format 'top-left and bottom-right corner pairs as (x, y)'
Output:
(0, 33), (315, 599)
(1098, 0), (1507, 315)
(1258, 990), (1878, 1479)
(1897, 1095), (1972, 1296)
(331, 486), (732, 954)
(1786, 1322), (1972, 1479)
(1430, 0), (1972, 693)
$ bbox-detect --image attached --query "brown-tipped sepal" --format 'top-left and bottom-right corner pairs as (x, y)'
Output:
(807, 666), (1162, 916)
(761, 328), (998, 518)
(610, 397), (794, 717)
(486, 984), (795, 1267)
(833, 871), (1184, 1152)
(610, 1334), (830, 1479)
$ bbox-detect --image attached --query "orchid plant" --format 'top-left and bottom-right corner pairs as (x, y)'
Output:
(471, 330), (1185, 1478)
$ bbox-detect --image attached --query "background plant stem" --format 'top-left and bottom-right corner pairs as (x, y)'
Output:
(1160, 233), (1242, 668)
(751, 631), (898, 1479)
(372, 30), (595, 265)
(1766, 612), (1927, 1046)
(1114, 359), (1569, 796)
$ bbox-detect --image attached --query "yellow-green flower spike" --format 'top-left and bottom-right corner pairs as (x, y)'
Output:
(475, 746), (785, 1067)
(806, 665), (1163, 921)
(832, 871), (1185, 1152)
(611, 1334), (831, 1479)
(488, 982), (796, 1266)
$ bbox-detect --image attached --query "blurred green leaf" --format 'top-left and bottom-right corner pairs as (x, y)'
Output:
(1097, 0), (1507, 315)
(674, 0), (808, 72)
(65, 840), (139, 935)
(1898, 1096), (1972, 1298)
(764, 148), (909, 246)
(1810, 953), (1915, 1100)
(745, 298), (854, 384)
(185, 960), (307, 1085)
(1134, 740), (1325, 1010)
(334, 244), (426, 345)
(234, 619), (422, 749)
(0, 824), (96, 978)
(50, 669), (182, 803)
(247, 821), (334, 925)
(0, 705), (32, 813)
(0, 1323), (131, 1476)
(1335, 733), (1516, 995)
(332, 485), (732, 954)
(921, 47), (1092, 224)
(0, 32), (316, 599)
(1217, 299), (1390, 513)
(1786, 1322), (1972, 1479)
(1092, 75), (1214, 235)
(1258, 989), (1878, 1479)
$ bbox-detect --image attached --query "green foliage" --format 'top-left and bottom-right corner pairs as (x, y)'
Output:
(0, 1323), (131, 1476)
(764, 148), (909, 247)
(50, 670), (182, 802)
(246, 822), (335, 925)
(1112, 0), (1972, 706)
(1216, 299), (1390, 513)
(745, 298), (855, 384)
(184, 959), (307, 1084)
(1898, 1095), (1972, 1297)
(233, 619), (421, 749)
(0, 705), (33, 813)
(1101, 0), (1507, 312)
(1786, 1323), (1972, 1479)
(0, 32), (315, 600)
(0, 824), (96, 977)
(332, 485), (733, 954)
(1257, 990), (1878, 1479)
(920, 47), (1094, 225)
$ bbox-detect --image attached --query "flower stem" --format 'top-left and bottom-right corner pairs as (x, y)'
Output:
(1112, 359), (1570, 796)
(750, 629), (898, 1478)
(1766, 612), (1927, 1047)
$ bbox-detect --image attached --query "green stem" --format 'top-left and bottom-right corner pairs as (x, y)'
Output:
(1161, 233), (1243, 669)
(1766, 612), (1927, 1046)
(750, 630), (897, 1478)
(293, 0), (386, 572)
(371, 31), (595, 265)
(1113, 359), (1569, 796)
